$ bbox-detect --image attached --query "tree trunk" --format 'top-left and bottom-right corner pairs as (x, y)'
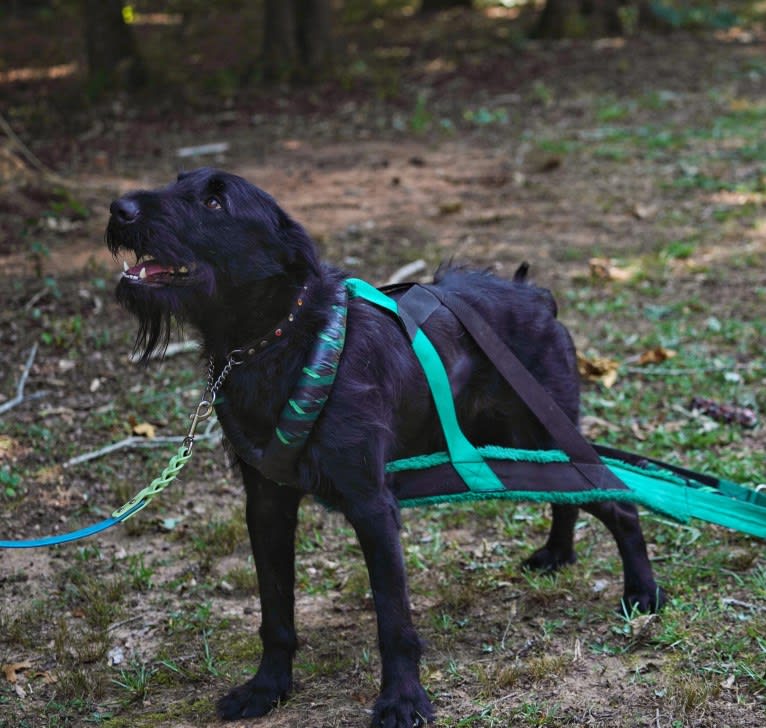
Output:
(420, 0), (472, 13)
(262, 0), (333, 81)
(263, 0), (298, 80)
(83, 0), (145, 91)
(532, 0), (668, 38)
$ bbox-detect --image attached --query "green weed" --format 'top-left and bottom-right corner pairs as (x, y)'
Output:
(112, 659), (157, 703)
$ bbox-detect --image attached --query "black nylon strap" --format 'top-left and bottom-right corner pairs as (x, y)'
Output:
(403, 285), (629, 492)
(397, 285), (443, 338)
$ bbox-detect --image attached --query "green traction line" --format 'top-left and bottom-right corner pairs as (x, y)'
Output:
(387, 447), (766, 539)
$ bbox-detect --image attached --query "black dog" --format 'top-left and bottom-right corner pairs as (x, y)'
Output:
(106, 168), (664, 727)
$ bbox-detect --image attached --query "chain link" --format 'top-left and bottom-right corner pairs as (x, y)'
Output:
(206, 350), (243, 403)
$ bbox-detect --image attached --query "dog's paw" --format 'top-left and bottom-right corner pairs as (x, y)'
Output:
(521, 545), (576, 574)
(217, 673), (291, 720)
(620, 585), (666, 615)
(371, 683), (434, 728)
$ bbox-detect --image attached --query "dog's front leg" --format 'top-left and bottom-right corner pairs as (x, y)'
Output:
(344, 494), (434, 728)
(217, 465), (303, 720)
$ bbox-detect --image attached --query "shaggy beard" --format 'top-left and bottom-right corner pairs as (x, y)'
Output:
(116, 282), (177, 364)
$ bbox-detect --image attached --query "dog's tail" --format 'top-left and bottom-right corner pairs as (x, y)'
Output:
(513, 261), (530, 282)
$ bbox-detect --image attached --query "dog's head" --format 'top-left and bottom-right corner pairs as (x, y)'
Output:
(106, 168), (319, 361)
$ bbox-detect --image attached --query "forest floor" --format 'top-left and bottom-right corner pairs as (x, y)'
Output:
(1, 7), (766, 728)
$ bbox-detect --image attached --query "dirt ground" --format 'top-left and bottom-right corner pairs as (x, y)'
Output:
(1, 12), (766, 728)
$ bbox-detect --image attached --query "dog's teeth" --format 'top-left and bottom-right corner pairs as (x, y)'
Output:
(123, 260), (129, 272)
(178, 265), (189, 274)
(139, 267), (147, 280)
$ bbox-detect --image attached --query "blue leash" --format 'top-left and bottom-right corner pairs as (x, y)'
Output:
(0, 377), (223, 549)
(0, 501), (145, 549)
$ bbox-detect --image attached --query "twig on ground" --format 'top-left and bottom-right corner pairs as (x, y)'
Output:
(721, 597), (764, 612)
(0, 344), (39, 416)
(64, 418), (220, 467)
(128, 339), (200, 363)
(23, 288), (51, 311)
(107, 615), (145, 632)
(384, 259), (427, 285)
(176, 142), (230, 158)
(622, 365), (731, 376)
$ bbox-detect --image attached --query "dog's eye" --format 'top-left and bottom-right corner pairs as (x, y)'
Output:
(204, 196), (222, 210)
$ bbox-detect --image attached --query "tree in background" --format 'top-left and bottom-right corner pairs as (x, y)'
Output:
(532, 0), (669, 38)
(82, 0), (145, 92)
(262, 0), (334, 81)
(420, 0), (473, 13)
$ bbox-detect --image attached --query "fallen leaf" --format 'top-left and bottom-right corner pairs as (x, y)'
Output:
(638, 347), (677, 366)
(580, 414), (614, 439)
(588, 257), (635, 282)
(630, 422), (647, 441)
(577, 353), (620, 388)
(538, 156), (561, 172)
(437, 199), (462, 215)
(132, 422), (156, 438)
(632, 203), (658, 220)
(629, 613), (658, 639)
(3, 661), (32, 684)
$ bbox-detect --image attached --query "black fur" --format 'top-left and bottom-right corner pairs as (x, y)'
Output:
(107, 168), (664, 726)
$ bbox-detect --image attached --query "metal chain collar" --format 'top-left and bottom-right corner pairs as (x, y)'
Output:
(183, 351), (243, 454)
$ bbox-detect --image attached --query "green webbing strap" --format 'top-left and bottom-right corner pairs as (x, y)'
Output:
(346, 278), (505, 493)
(111, 444), (193, 519)
(385, 446), (766, 539)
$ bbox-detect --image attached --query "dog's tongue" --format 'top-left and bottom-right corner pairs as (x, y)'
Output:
(126, 261), (175, 279)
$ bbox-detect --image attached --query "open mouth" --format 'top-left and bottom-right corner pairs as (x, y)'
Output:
(121, 254), (192, 285)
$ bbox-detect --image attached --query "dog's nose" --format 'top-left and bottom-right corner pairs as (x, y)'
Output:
(110, 197), (140, 224)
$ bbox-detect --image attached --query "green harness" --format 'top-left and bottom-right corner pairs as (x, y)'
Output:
(327, 278), (765, 538)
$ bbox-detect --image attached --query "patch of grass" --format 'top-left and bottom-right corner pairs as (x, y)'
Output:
(0, 599), (55, 647)
(55, 666), (107, 704)
(223, 564), (259, 594)
(111, 659), (158, 704)
(596, 98), (634, 123)
(593, 144), (630, 161)
(126, 553), (155, 592)
(535, 138), (577, 156)
(511, 700), (563, 726)
(190, 511), (248, 559)
(296, 645), (356, 679)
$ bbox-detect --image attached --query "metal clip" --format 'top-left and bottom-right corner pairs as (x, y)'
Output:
(183, 399), (214, 453)
(227, 348), (246, 365)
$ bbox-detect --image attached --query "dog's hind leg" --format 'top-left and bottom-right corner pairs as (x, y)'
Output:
(581, 500), (665, 613)
(217, 467), (303, 720)
(523, 500), (663, 613)
(521, 504), (579, 573)
(343, 493), (435, 728)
